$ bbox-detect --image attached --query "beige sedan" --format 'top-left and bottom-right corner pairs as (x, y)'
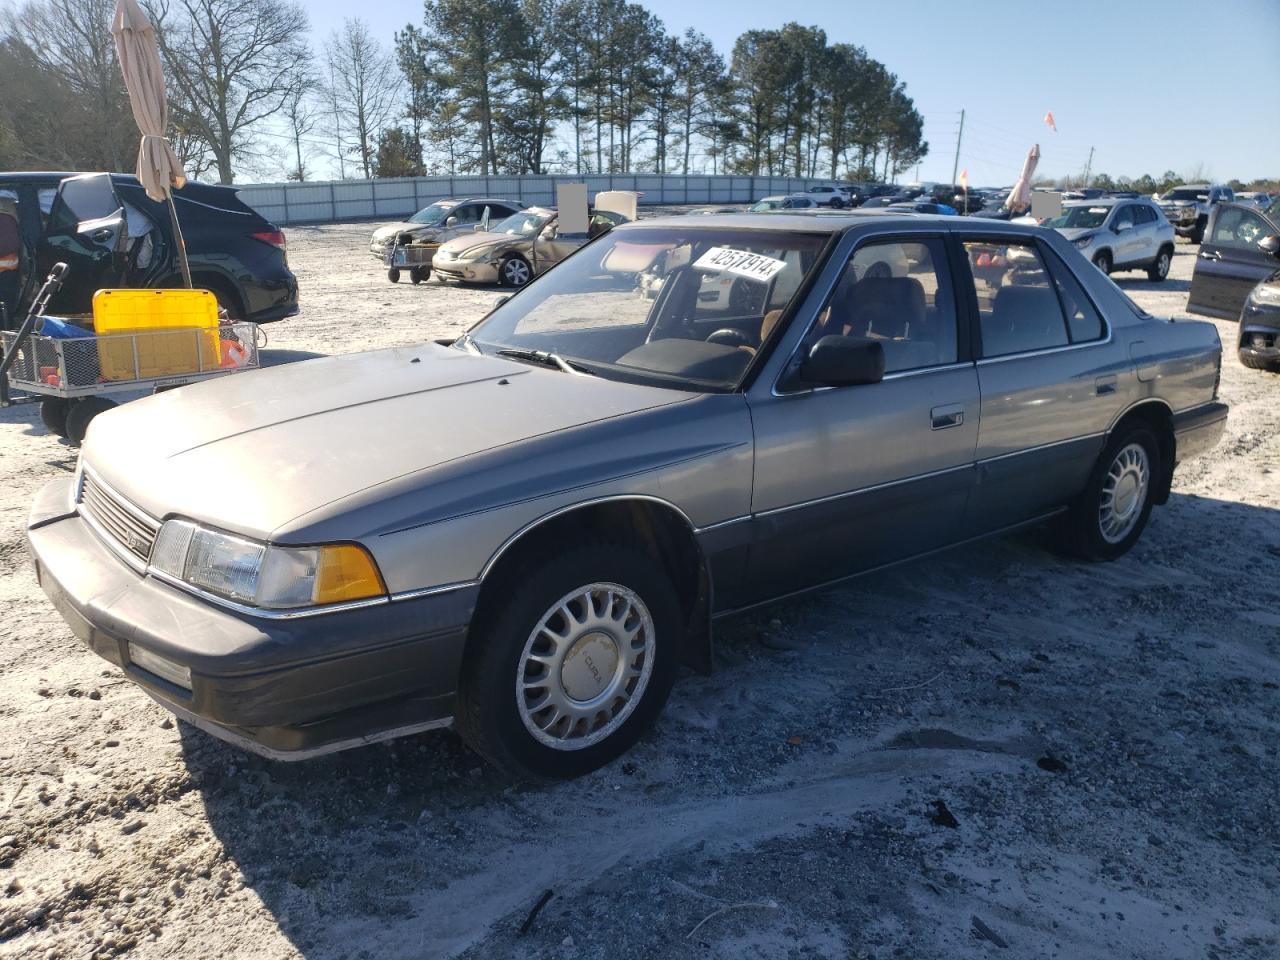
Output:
(433, 207), (627, 286)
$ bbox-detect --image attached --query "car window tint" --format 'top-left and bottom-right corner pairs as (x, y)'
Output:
(1135, 205), (1154, 225)
(1042, 247), (1105, 343)
(1211, 207), (1271, 249)
(817, 238), (958, 374)
(1114, 206), (1135, 229)
(50, 175), (119, 232)
(963, 240), (1070, 358)
(452, 205), (479, 223)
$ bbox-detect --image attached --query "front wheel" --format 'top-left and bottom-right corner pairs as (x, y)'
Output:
(1055, 425), (1160, 561)
(65, 397), (118, 446)
(1093, 250), (1113, 276)
(499, 255), (532, 288)
(40, 397), (70, 437)
(455, 543), (680, 779)
(1147, 248), (1172, 282)
(1190, 218), (1206, 244)
(387, 267), (401, 283)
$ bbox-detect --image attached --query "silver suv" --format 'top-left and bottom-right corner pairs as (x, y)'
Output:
(1156, 184), (1233, 243)
(1044, 198), (1176, 280)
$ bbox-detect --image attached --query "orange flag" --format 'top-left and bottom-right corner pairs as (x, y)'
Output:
(959, 169), (968, 189)
(1044, 111), (1057, 132)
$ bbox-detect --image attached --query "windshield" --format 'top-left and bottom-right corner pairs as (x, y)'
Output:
(1162, 188), (1205, 202)
(1267, 197), (1280, 221)
(1046, 205), (1110, 229)
(408, 201), (456, 225)
(493, 210), (552, 236)
(463, 226), (831, 391)
(750, 199), (782, 211)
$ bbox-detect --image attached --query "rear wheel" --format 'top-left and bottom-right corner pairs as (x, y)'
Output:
(1055, 424), (1160, 561)
(1239, 350), (1280, 372)
(65, 397), (118, 446)
(410, 267), (427, 284)
(1190, 218), (1206, 244)
(40, 397), (69, 437)
(455, 543), (680, 779)
(1093, 250), (1113, 276)
(387, 267), (401, 283)
(1147, 247), (1172, 282)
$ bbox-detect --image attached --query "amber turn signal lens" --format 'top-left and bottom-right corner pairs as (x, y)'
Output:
(314, 544), (387, 604)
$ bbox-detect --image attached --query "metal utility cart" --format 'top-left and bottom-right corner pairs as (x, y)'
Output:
(1, 264), (261, 444)
(385, 237), (435, 284)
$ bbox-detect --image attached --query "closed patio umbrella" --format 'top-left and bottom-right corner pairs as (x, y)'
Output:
(111, 0), (191, 287)
(1004, 143), (1041, 214)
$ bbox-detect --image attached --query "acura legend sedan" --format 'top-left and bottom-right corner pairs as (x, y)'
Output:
(28, 214), (1227, 779)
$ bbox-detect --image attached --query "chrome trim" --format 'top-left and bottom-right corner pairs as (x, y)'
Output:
(479, 494), (702, 582)
(80, 465), (161, 529)
(145, 566), (391, 620)
(145, 692), (453, 761)
(76, 466), (160, 573)
(974, 329), (1113, 365)
(975, 431), (1106, 466)
(390, 581), (480, 602)
(80, 507), (149, 574)
(174, 194), (254, 217)
(755, 461), (972, 519)
(693, 514), (752, 535)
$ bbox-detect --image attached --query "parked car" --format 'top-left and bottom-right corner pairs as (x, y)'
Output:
(886, 201), (958, 216)
(368, 197), (525, 264)
(684, 206), (741, 215)
(749, 195), (819, 211)
(1235, 274), (1280, 371)
(805, 185), (850, 208)
(0, 171), (297, 325)
(1156, 184), (1234, 243)
(1234, 192), (1273, 209)
(858, 194), (911, 209)
(28, 213), (1227, 778)
(1188, 198), (1280, 323)
(1043, 198), (1175, 280)
(432, 207), (628, 287)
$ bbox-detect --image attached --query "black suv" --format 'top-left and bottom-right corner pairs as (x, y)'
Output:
(0, 172), (298, 326)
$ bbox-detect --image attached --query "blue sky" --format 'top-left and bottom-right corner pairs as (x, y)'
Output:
(303, 0), (1280, 184)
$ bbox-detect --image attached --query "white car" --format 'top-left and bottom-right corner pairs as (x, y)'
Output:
(804, 185), (851, 208)
(749, 195), (819, 212)
(1043, 198), (1176, 281)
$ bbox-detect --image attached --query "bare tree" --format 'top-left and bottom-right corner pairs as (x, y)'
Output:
(323, 19), (401, 180)
(148, 0), (311, 183)
(280, 67), (320, 181)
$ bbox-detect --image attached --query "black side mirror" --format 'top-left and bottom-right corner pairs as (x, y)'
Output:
(1259, 235), (1280, 258)
(800, 335), (884, 387)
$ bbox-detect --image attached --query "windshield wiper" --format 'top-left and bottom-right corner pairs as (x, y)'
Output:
(497, 348), (594, 376)
(456, 332), (483, 355)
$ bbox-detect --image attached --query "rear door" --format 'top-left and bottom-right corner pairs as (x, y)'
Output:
(36, 173), (129, 313)
(1188, 203), (1280, 318)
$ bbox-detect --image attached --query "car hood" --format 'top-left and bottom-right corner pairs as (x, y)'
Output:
(439, 231), (514, 256)
(82, 345), (691, 541)
(371, 223), (439, 242)
(1056, 227), (1100, 242)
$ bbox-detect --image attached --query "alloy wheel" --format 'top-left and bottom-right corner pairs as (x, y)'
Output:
(503, 258), (531, 286)
(1098, 442), (1150, 543)
(516, 582), (655, 751)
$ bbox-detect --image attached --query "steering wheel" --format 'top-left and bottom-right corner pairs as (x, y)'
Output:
(706, 328), (756, 349)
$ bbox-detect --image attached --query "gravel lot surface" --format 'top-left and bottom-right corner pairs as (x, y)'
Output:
(1, 214), (1277, 960)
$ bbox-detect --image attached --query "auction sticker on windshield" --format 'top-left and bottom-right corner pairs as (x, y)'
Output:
(693, 247), (788, 283)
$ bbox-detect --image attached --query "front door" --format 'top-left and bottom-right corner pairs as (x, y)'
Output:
(36, 174), (128, 314)
(1188, 203), (1280, 318)
(959, 235), (1116, 533)
(747, 235), (979, 600)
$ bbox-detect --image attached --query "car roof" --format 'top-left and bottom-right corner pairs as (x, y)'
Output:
(0, 170), (236, 193)
(615, 211), (1048, 236)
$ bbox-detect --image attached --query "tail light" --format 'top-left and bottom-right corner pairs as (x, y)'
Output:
(251, 230), (286, 251)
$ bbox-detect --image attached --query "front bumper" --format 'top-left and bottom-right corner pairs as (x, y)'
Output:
(27, 478), (476, 760)
(1172, 401), (1229, 464)
(1239, 303), (1280, 364)
(432, 258), (500, 283)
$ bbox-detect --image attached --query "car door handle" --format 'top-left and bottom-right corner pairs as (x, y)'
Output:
(930, 404), (964, 429)
(1199, 250), (1221, 261)
(87, 228), (113, 243)
(1095, 374), (1117, 396)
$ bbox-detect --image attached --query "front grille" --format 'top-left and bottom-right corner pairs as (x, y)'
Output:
(79, 471), (160, 566)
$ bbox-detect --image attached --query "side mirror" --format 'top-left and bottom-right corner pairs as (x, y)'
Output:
(1114, 221), (1132, 233)
(445, 216), (458, 227)
(800, 335), (884, 387)
(1260, 235), (1280, 258)
(472, 224), (484, 232)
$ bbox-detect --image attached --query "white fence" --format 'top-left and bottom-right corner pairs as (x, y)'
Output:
(236, 174), (833, 225)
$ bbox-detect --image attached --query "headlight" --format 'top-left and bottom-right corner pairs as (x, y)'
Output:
(1248, 284), (1280, 306)
(1072, 234), (1095, 248)
(150, 520), (386, 610)
(459, 245), (497, 261)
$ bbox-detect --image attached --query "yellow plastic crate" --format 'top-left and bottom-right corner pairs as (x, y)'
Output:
(92, 289), (220, 381)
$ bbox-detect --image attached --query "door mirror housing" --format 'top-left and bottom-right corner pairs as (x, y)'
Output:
(800, 335), (884, 387)
(445, 216), (458, 227)
(1114, 221), (1132, 233)
(1260, 235), (1280, 257)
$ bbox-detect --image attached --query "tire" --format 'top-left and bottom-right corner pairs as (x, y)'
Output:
(1093, 250), (1113, 276)
(1239, 350), (1280, 372)
(1055, 424), (1160, 561)
(830, 198), (844, 209)
(499, 254), (532, 288)
(1190, 219), (1206, 245)
(455, 542), (680, 779)
(410, 267), (426, 285)
(1146, 247), (1172, 282)
(65, 397), (118, 447)
(40, 397), (70, 437)
(387, 267), (401, 283)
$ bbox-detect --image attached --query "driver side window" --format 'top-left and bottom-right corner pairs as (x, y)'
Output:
(1211, 207), (1270, 250)
(814, 238), (959, 374)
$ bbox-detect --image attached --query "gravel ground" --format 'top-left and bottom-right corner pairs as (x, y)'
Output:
(0, 214), (1277, 960)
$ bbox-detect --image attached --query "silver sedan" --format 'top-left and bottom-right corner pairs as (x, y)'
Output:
(28, 214), (1227, 778)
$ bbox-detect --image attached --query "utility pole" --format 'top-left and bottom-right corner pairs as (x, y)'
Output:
(949, 109), (965, 186)
(1082, 146), (1095, 186)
